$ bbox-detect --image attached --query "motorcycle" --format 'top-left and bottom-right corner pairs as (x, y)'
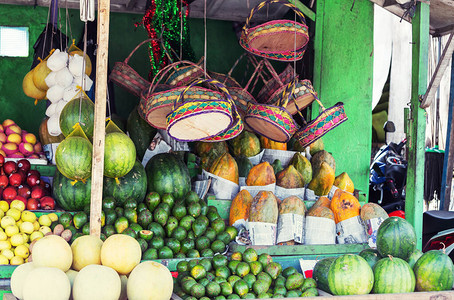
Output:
(422, 210), (454, 259)
(369, 121), (407, 215)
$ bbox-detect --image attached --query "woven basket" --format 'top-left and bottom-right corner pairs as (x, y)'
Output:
(240, 0), (309, 62)
(139, 61), (210, 130)
(294, 101), (348, 149)
(110, 39), (155, 97)
(166, 79), (235, 142)
(256, 63), (294, 103)
(164, 57), (205, 87)
(203, 101), (244, 142)
(244, 80), (298, 143)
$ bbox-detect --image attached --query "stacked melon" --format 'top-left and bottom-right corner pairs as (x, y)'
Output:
(11, 234), (173, 300)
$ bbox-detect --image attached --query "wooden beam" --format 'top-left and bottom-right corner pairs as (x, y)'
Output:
(420, 31), (454, 109)
(89, 0), (110, 237)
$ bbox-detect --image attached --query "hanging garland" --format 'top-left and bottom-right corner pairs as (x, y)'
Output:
(138, 0), (195, 79)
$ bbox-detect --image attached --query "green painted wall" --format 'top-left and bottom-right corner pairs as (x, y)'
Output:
(313, 0), (374, 194)
(0, 4), (244, 136)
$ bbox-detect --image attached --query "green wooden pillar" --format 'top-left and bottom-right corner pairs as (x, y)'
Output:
(313, 0), (374, 195)
(406, 3), (429, 249)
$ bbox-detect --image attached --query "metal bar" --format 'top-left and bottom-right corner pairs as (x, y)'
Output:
(440, 52), (454, 210)
(406, 2), (429, 250)
(89, 0), (110, 237)
(290, 0), (316, 21)
(420, 31), (454, 109)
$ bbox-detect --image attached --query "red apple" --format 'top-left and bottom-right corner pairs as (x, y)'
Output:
(30, 185), (45, 199)
(3, 161), (17, 175)
(2, 119), (15, 128)
(2, 143), (18, 155)
(17, 159), (30, 174)
(13, 195), (27, 207)
(5, 125), (21, 135)
(2, 186), (17, 200)
(22, 133), (37, 145)
(0, 175), (7, 188)
(27, 169), (40, 178)
(18, 143), (34, 156)
(17, 184), (31, 199)
(26, 174), (40, 187)
(0, 154), (4, 166)
(9, 172), (23, 187)
(26, 198), (40, 210)
(39, 196), (56, 210)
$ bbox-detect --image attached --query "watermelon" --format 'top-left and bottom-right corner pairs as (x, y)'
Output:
(126, 106), (157, 161)
(358, 248), (381, 269)
(145, 153), (191, 201)
(104, 132), (136, 178)
(55, 136), (92, 181)
(376, 217), (416, 260)
(103, 160), (147, 206)
(53, 169), (91, 211)
(327, 254), (374, 295)
(414, 250), (454, 291)
(406, 248), (423, 269)
(373, 256), (415, 294)
(59, 97), (95, 139)
(313, 257), (335, 293)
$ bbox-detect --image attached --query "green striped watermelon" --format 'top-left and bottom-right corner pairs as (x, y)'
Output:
(59, 97), (95, 139)
(126, 106), (157, 161)
(373, 256), (415, 294)
(313, 257), (335, 293)
(358, 248), (381, 269)
(145, 153), (191, 201)
(376, 216), (416, 260)
(104, 132), (136, 178)
(406, 248), (423, 269)
(103, 160), (147, 206)
(327, 254), (374, 295)
(414, 250), (454, 291)
(53, 169), (91, 211)
(55, 136), (92, 181)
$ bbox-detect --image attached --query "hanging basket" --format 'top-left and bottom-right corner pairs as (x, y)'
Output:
(294, 100), (348, 149)
(244, 80), (298, 143)
(256, 63), (294, 103)
(239, 0), (309, 62)
(109, 39), (155, 97)
(203, 102), (244, 142)
(138, 60), (209, 130)
(166, 79), (235, 142)
(164, 57), (206, 86)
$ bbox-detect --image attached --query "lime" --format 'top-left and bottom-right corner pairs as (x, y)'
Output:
(199, 258), (213, 272)
(142, 248), (158, 260)
(161, 193), (175, 209)
(211, 240), (226, 254)
(243, 273), (256, 289)
(150, 236), (164, 249)
(236, 262), (250, 278)
(215, 266), (231, 279)
(228, 260), (240, 275)
(176, 260), (189, 273)
(243, 248), (258, 263)
(200, 248), (214, 257)
(180, 238), (195, 254)
(145, 191), (161, 212)
(213, 253), (229, 269)
(190, 264), (207, 280)
(230, 251), (242, 261)
(233, 280), (249, 297)
(249, 261), (263, 275)
(186, 249), (201, 258)
(206, 281), (221, 297)
(158, 246), (173, 259)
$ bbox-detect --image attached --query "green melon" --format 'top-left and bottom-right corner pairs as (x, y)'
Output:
(376, 217), (416, 261)
(406, 248), (423, 269)
(312, 257), (335, 293)
(104, 132), (136, 178)
(358, 248), (381, 269)
(59, 97), (95, 139)
(53, 170), (91, 211)
(55, 136), (92, 181)
(414, 250), (454, 291)
(373, 256), (415, 294)
(103, 160), (147, 206)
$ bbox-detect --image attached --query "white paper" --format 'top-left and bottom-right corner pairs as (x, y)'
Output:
(327, 185), (339, 199)
(299, 259), (317, 279)
(275, 186), (305, 200)
(277, 213), (305, 244)
(304, 216), (336, 245)
(141, 133), (172, 167)
(42, 143), (59, 165)
(158, 129), (190, 151)
(240, 183), (275, 198)
(202, 169), (239, 200)
(248, 222), (277, 245)
(239, 177), (246, 186)
(336, 216), (368, 244)
(248, 150), (265, 165)
(260, 149), (299, 168)
(304, 188), (319, 201)
(365, 217), (385, 248)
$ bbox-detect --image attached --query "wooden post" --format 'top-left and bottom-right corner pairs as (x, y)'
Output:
(89, 0), (110, 237)
(405, 2), (429, 249)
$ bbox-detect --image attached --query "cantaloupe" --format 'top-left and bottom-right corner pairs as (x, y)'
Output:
(100, 234), (141, 275)
(32, 235), (72, 272)
(72, 264), (121, 300)
(127, 261), (173, 300)
(71, 235), (103, 271)
(22, 267), (71, 300)
(11, 262), (35, 300)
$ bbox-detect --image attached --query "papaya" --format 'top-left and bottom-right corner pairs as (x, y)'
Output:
(200, 151), (223, 171)
(310, 150), (335, 176)
(309, 138), (324, 156)
(290, 153), (312, 185)
(229, 190), (254, 226)
(288, 136), (305, 152)
(360, 203), (388, 221)
(271, 159), (283, 174)
(307, 206), (335, 220)
(249, 191), (279, 224)
(209, 152), (239, 184)
(235, 155), (253, 177)
(246, 162), (276, 186)
(259, 136), (287, 150)
(195, 141), (228, 157)
(276, 165), (305, 189)
(277, 196), (306, 245)
(230, 131), (261, 157)
(307, 162), (335, 196)
(330, 189), (361, 224)
(308, 196), (331, 214)
(333, 172), (354, 193)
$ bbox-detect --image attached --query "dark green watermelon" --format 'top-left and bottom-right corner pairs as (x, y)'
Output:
(373, 256), (415, 294)
(358, 248), (381, 269)
(414, 250), (454, 291)
(313, 257), (335, 293)
(328, 254), (374, 295)
(235, 155), (253, 177)
(145, 153), (191, 201)
(126, 106), (157, 161)
(376, 217), (417, 260)
(53, 169), (91, 211)
(103, 160), (147, 206)
(59, 97), (95, 139)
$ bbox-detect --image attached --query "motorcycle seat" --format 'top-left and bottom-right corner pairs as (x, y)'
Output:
(423, 210), (454, 236)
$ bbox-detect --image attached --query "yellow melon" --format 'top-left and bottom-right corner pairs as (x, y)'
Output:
(72, 264), (121, 300)
(23, 70), (47, 100)
(32, 235), (72, 272)
(11, 262), (35, 300)
(22, 267), (71, 300)
(32, 60), (52, 90)
(127, 261), (173, 300)
(71, 235), (103, 271)
(100, 234), (141, 275)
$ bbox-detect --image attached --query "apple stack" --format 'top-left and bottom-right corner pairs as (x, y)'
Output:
(0, 155), (55, 210)
(0, 119), (44, 159)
